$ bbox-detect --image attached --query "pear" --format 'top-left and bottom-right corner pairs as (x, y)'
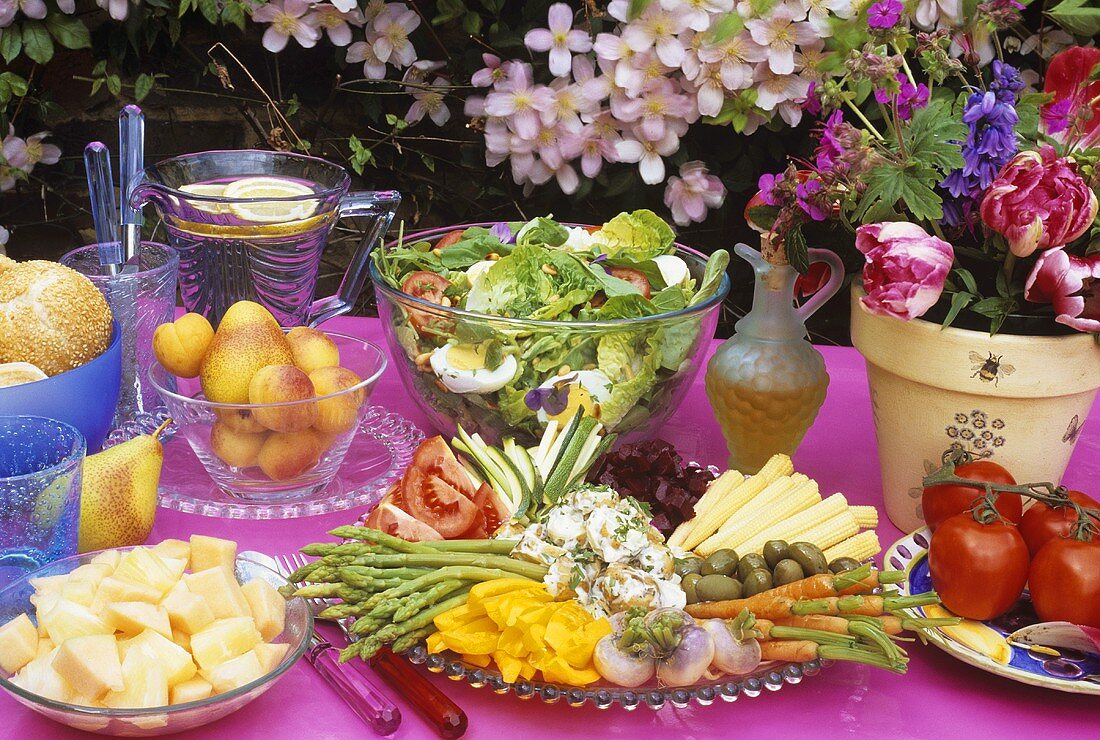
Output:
(199, 301), (294, 404)
(78, 420), (171, 553)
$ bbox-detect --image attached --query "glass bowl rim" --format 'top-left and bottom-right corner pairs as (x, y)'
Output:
(369, 223), (730, 330)
(0, 415), (86, 483)
(0, 549), (313, 718)
(147, 330), (387, 411)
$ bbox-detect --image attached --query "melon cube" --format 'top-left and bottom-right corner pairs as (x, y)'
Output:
(29, 574), (69, 596)
(161, 581), (215, 634)
(200, 650), (264, 694)
(52, 634), (124, 698)
(90, 549), (122, 570)
(35, 637), (56, 658)
(103, 647), (168, 710)
(189, 535), (237, 573)
(68, 563), (114, 587)
(60, 579), (97, 607)
(105, 602), (173, 639)
(11, 648), (73, 703)
(0, 614), (39, 674)
(170, 675), (213, 705)
(189, 617), (261, 670)
(91, 576), (162, 614)
(32, 591), (60, 633)
(240, 578), (287, 641)
(252, 642), (290, 674)
(40, 600), (113, 644)
(151, 539), (191, 565)
(125, 630), (197, 687)
(184, 567), (249, 619)
(113, 548), (179, 597)
(172, 628), (191, 653)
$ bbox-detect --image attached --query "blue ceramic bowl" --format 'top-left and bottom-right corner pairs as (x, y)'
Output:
(0, 322), (121, 452)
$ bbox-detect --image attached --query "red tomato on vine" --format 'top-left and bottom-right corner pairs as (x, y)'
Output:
(922, 460), (1021, 532)
(927, 511), (1029, 620)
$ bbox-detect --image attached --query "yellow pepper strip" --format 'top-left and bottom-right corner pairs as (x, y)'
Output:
(426, 632), (447, 654)
(492, 650), (523, 684)
(540, 656), (602, 686)
(497, 626), (528, 657)
(442, 631), (498, 655)
(469, 579), (543, 602)
(447, 616), (498, 634)
(463, 653), (492, 668)
(434, 602), (486, 631)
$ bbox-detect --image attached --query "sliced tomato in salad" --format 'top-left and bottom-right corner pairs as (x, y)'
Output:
(607, 267), (652, 299)
(433, 229), (466, 250)
(400, 270), (452, 334)
(474, 483), (511, 535)
(364, 501), (443, 541)
(402, 437), (480, 537)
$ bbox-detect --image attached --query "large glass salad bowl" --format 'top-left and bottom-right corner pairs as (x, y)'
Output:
(370, 214), (730, 445)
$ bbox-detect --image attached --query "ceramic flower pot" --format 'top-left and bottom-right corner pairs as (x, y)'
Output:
(850, 286), (1100, 532)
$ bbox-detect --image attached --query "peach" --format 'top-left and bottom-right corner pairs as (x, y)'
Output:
(257, 430), (323, 481)
(286, 327), (340, 374)
(214, 408), (267, 435)
(209, 422), (267, 468)
(152, 314), (214, 378)
(309, 366), (365, 435)
(248, 365), (317, 433)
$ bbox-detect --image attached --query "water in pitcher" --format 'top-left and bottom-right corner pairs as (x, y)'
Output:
(164, 175), (337, 326)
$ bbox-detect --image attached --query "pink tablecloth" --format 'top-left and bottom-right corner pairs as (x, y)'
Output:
(4, 315), (1098, 739)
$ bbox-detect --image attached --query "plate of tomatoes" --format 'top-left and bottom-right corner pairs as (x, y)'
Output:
(885, 457), (1100, 694)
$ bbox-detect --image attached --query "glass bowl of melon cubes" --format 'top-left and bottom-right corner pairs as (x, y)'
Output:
(0, 535), (312, 736)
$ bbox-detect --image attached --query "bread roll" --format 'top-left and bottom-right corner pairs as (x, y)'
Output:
(0, 260), (113, 376)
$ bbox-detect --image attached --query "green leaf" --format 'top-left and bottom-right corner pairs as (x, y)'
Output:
(20, 22), (53, 65)
(461, 11), (482, 35)
(198, 0), (219, 25)
(628, 0), (654, 20)
(91, 78), (104, 96)
(0, 72), (28, 98)
(0, 79), (10, 106)
(904, 99), (966, 174)
(857, 162), (945, 223)
(708, 13), (745, 43)
(134, 73), (154, 102)
(45, 13), (91, 50)
(785, 227), (810, 274)
(222, 2), (247, 31)
(953, 268), (979, 294)
(106, 75), (122, 96)
(432, 0), (466, 25)
(747, 204), (779, 230)
(0, 25), (22, 64)
(942, 291), (975, 329)
(1046, 0), (1100, 37)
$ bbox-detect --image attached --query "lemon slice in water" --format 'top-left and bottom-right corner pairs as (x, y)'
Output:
(0, 361), (48, 388)
(179, 182), (229, 214)
(222, 176), (319, 223)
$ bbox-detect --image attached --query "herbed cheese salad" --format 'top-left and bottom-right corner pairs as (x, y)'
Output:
(372, 211), (729, 441)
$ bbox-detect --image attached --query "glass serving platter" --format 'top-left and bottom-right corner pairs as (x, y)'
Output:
(401, 644), (824, 710)
(106, 406), (424, 519)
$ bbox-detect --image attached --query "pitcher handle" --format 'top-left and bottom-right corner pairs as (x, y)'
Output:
(794, 248), (845, 321)
(308, 190), (401, 327)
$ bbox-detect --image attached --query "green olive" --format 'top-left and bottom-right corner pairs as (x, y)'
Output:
(682, 573), (702, 604)
(789, 542), (829, 575)
(701, 549), (739, 577)
(674, 557), (705, 578)
(741, 569), (774, 597)
(772, 559), (805, 586)
(762, 540), (790, 569)
(695, 574), (743, 602)
(736, 553), (768, 581)
(828, 557), (863, 574)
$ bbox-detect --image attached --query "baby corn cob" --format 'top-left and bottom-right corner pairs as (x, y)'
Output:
(668, 470), (745, 548)
(823, 531), (882, 562)
(791, 509), (859, 552)
(737, 492), (850, 555)
(697, 476), (821, 556)
(678, 455), (793, 550)
(851, 506), (879, 528)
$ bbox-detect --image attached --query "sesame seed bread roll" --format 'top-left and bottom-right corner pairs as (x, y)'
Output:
(0, 259), (113, 376)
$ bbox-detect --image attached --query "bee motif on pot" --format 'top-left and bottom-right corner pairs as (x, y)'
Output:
(970, 351), (1015, 386)
(1063, 415), (1082, 444)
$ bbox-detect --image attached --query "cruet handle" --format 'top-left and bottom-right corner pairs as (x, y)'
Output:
(795, 249), (846, 321)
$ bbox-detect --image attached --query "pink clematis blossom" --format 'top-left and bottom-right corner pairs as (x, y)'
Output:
(0, 164), (16, 192)
(405, 77), (450, 127)
(801, 0), (853, 35)
(612, 77), (694, 141)
(2, 129), (60, 173)
(1024, 248), (1100, 332)
(471, 54), (504, 87)
(661, 0), (735, 33)
(95, 0), (128, 20)
(855, 222), (955, 321)
(484, 64), (556, 140)
(663, 160), (727, 225)
(346, 39), (387, 79)
(980, 146), (1098, 258)
(543, 77), (600, 133)
(615, 127), (679, 184)
(753, 64), (812, 111)
(745, 7), (818, 75)
(697, 31), (767, 91)
(560, 113), (623, 177)
(251, 0), (321, 53)
(524, 3), (592, 78)
(621, 3), (690, 68)
(2, 0), (44, 24)
(308, 2), (364, 47)
(371, 3), (420, 67)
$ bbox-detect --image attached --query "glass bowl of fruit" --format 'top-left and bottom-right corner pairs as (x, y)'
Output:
(149, 317), (387, 502)
(370, 216), (730, 446)
(0, 542), (312, 736)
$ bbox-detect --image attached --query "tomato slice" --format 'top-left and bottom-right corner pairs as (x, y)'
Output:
(400, 270), (452, 335)
(607, 267), (652, 299)
(434, 229), (466, 250)
(364, 502), (444, 542)
(401, 437), (480, 537)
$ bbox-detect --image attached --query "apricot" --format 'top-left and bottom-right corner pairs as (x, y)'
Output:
(248, 365), (316, 433)
(286, 327), (340, 374)
(309, 366), (365, 435)
(257, 430), (323, 481)
(152, 313), (214, 378)
(209, 422), (267, 468)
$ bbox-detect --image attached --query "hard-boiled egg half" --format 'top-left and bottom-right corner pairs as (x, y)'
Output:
(534, 370), (613, 424)
(429, 342), (518, 394)
(652, 254), (690, 287)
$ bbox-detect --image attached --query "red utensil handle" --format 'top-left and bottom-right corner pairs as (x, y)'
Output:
(371, 649), (468, 739)
(307, 641), (402, 735)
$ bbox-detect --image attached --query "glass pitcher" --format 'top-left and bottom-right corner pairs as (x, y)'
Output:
(706, 241), (845, 473)
(131, 149), (400, 327)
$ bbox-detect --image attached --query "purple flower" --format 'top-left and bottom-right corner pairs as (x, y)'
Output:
(867, 0), (904, 29)
(874, 74), (930, 121)
(758, 172), (786, 206)
(795, 178), (829, 221)
(1040, 99), (1073, 136)
(489, 222), (515, 244)
(802, 81), (822, 116)
(815, 110), (845, 171)
(525, 384), (570, 415)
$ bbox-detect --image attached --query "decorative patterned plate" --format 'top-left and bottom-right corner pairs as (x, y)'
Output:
(401, 645), (823, 710)
(106, 406), (424, 520)
(886, 528), (1100, 695)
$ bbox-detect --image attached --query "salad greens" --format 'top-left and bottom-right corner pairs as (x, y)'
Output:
(373, 211), (729, 442)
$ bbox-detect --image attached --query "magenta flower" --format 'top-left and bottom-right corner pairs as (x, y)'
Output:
(251, 0), (321, 52)
(524, 3), (592, 78)
(795, 178), (829, 221)
(867, 0), (904, 29)
(855, 222), (954, 321)
(663, 160), (727, 226)
(1024, 249), (1100, 332)
(873, 73), (930, 120)
(980, 146), (1098, 258)
(757, 172), (786, 206)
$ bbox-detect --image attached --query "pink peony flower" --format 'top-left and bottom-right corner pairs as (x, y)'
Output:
(980, 146), (1098, 258)
(663, 160), (726, 225)
(855, 222), (954, 321)
(1024, 248), (1100, 333)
